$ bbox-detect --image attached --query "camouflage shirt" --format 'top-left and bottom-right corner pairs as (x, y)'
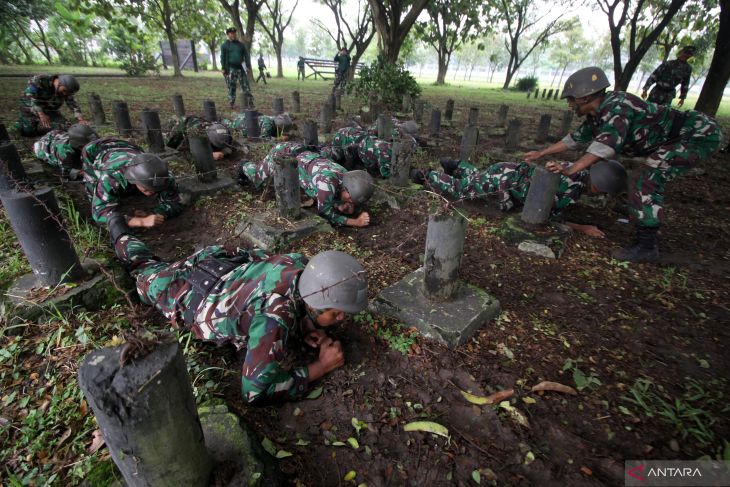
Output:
(81, 138), (182, 224)
(22, 75), (82, 117)
(296, 152), (348, 226)
(33, 130), (80, 176)
(221, 114), (277, 138)
(643, 60), (692, 100)
(114, 234), (312, 404)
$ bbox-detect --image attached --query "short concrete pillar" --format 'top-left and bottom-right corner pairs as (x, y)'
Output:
(390, 140), (411, 187)
(521, 166), (561, 226)
(467, 107), (479, 126)
(78, 341), (212, 487)
(505, 118), (522, 149)
(414, 99), (425, 123)
(140, 109), (165, 153)
(0, 142), (28, 191)
(273, 156), (301, 220)
(541, 89), (547, 99)
(172, 94), (186, 117)
(429, 108), (441, 136)
(560, 110), (573, 136)
(535, 114), (552, 144)
(319, 103), (333, 133)
(244, 109), (261, 138)
(291, 91), (301, 113)
(273, 97), (284, 115)
(112, 101), (132, 136)
(553, 89), (560, 100)
(377, 114), (393, 140)
(368, 92), (379, 120)
(188, 134), (218, 183)
(423, 211), (467, 301)
(0, 187), (84, 286)
(497, 104), (509, 127)
(87, 92), (106, 125)
(0, 123), (9, 143)
(335, 90), (342, 111)
(445, 99), (454, 122)
(302, 119), (318, 147)
(534, 88), (540, 99)
(459, 125), (479, 162)
(402, 93), (412, 113)
(202, 100), (217, 122)
(547, 89), (554, 99)
(329, 93), (337, 111)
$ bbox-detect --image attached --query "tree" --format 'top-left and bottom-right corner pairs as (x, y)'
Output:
(178, 0), (228, 70)
(1, 0), (55, 63)
(414, 0), (486, 84)
(695, 0), (730, 116)
(497, 0), (574, 89)
(312, 0), (376, 79)
(367, 0), (430, 63)
(218, 0), (264, 77)
(547, 22), (589, 89)
(256, 0), (298, 77)
(596, 0), (689, 90)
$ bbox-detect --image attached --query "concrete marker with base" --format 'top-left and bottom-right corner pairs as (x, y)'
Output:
(202, 100), (217, 122)
(140, 108), (165, 153)
(112, 101), (132, 136)
(87, 93), (106, 125)
(172, 93), (186, 117)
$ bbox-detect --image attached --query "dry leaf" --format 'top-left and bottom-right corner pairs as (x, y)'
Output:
(403, 421), (449, 438)
(87, 429), (105, 454)
(530, 381), (578, 396)
(460, 389), (514, 405)
(580, 466), (593, 476)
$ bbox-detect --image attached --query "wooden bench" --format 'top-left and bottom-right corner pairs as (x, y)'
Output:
(301, 57), (362, 81)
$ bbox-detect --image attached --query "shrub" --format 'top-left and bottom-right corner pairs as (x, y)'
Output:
(515, 76), (538, 92)
(348, 54), (421, 110)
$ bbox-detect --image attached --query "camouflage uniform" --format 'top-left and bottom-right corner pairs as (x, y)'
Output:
(425, 161), (588, 214)
(238, 141), (309, 189)
(643, 60), (692, 106)
(333, 52), (350, 91)
(563, 91), (721, 228)
(357, 134), (416, 179)
(33, 130), (80, 177)
(256, 57), (267, 84)
(81, 138), (183, 225)
(220, 39), (251, 106)
(16, 75), (82, 136)
(297, 58), (306, 80)
(221, 114), (277, 138)
(323, 126), (368, 162)
(166, 115), (235, 154)
(114, 234), (313, 404)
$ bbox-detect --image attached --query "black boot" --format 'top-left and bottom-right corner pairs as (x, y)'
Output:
(409, 168), (425, 185)
(439, 158), (460, 176)
(236, 163), (250, 187)
(612, 226), (660, 263)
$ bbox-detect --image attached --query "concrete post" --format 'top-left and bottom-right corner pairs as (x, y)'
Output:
(377, 114), (393, 140)
(273, 97), (284, 115)
(202, 100), (217, 122)
(291, 91), (301, 113)
(0, 123), (9, 143)
(243, 93), (255, 109)
(368, 92), (379, 121)
(87, 93), (106, 126)
(0, 187), (84, 286)
(244, 110), (261, 138)
(273, 156), (301, 220)
(171, 94), (185, 117)
(188, 134), (218, 183)
(429, 108), (441, 136)
(319, 103), (333, 134)
(390, 140), (411, 187)
(467, 107), (479, 126)
(0, 143), (27, 191)
(402, 93), (412, 113)
(534, 88), (540, 99)
(328, 93), (337, 111)
(302, 120), (318, 147)
(554, 89), (560, 100)
(414, 99), (425, 123)
(78, 341), (212, 487)
(547, 89), (554, 99)
(505, 119), (522, 149)
(497, 104), (509, 127)
(335, 90), (342, 111)
(521, 166), (561, 226)
(535, 114), (552, 144)
(140, 109), (165, 154)
(445, 99), (454, 122)
(541, 89), (547, 99)
(423, 211), (466, 301)
(112, 101), (132, 136)
(560, 110), (573, 136)
(459, 125), (479, 162)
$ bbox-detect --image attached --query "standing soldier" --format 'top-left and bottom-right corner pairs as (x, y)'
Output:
(33, 124), (98, 179)
(333, 47), (351, 93)
(256, 54), (268, 84)
(220, 27), (252, 109)
(17, 74), (86, 136)
(525, 66), (722, 262)
(297, 56), (306, 80)
(641, 46), (695, 107)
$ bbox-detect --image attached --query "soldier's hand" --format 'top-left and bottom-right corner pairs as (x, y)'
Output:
(39, 113), (51, 129)
(523, 150), (543, 162)
(677, 99), (684, 107)
(545, 161), (566, 175)
(129, 214), (165, 228)
(304, 329), (328, 348)
(582, 225), (605, 238)
(212, 151), (225, 161)
(318, 338), (344, 373)
(641, 90), (648, 100)
(354, 212), (370, 227)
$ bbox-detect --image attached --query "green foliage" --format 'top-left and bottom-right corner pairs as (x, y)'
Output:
(562, 358), (602, 391)
(355, 312), (417, 355)
(515, 75), (538, 92)
(103, 22), (159, 77)
(348, 54), (422, 109)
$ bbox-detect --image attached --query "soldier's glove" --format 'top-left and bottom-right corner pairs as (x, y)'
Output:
(108, 213), (131, 245)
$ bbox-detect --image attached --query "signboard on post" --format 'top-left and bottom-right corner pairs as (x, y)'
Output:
(159, 40), (199, 72)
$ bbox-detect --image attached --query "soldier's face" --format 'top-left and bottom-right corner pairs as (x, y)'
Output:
(315, 309), (347, 327)
(227, 32), (236, 41)
(135, 184), (156, 197)
(337, 191), (355, 215)
(57, 85), (68, 96)
(567, 96), (591, 116)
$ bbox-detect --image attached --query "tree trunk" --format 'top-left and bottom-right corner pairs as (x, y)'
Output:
(695, 0), (730, 116)
(436, 50), (448, 85)
(162, 0), (182, 77)
(243, 0), (262, 81)
(207, 41), (218, 70)
(275, 42), (283, 77)
(34, 20), (53, 63)
(368, 0), (429, 63)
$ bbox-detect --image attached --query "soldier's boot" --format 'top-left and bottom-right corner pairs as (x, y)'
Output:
(439, 158), (460, 176)
(611, 226), (659, 263)
(409, 168), (425, 185)
(236, 162), (250, 187)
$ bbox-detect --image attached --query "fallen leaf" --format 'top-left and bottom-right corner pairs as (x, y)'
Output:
(295, 439), (310, 446)
(261, 437), (277, 456)
(306, 387), (323, 399)
(293, 407), (302, 416)
(275, 450), (293, 459)
(79, 400), (88, 417)
(87, 429), (105, 454)
(499, 401), (530, 428)
(580, 466), (593, 476)
(347, 437), (359, 449)
(331, 441), (346, 447)
(460, 389), (514, 405)
(55, 428), (73, 452)
(530, 381), (578, 396)
(522, 396), (537, 405)
(472, 469), (481, 484)
(403, 421), (449, 439)
(524, 451), (535, 465)
(344, 471), (357, 482)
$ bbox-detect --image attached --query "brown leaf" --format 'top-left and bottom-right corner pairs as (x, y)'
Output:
(79, 400), (88, 417)
(55, 428), (73, 452)
(530, 381), (578, 396)
(580, 466), (593, 476)
(87, 429), (105, 454)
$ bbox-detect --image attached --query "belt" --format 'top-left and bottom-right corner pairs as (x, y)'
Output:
(668, 110), (689, 140)
(183, 256), (245, 325)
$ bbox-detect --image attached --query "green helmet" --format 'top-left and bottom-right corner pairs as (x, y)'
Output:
(58, 75), (80, 94)
(680, 45), (696, 56)
(590, 159), (627, 194)
(124, 153), (170, 191)
(342, 170), (374, 205)
(206, 123), (232, 149)
(274, 113), (293, 131)
(397, 121), (419, 135)
(67, 124), (98, 149)
(561, 67), (610, 99)
(299, 250), (368, 313)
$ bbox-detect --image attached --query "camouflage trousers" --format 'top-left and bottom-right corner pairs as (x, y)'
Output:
(16, 104), (69, 137)
(647, 87), (677, 106)
(333, 70), (347, 92)
(630, 111), (722, 228)
(297, 67), (305, 80)
(239, 157), (274, 189)
(357, 137), (392, 178)
(256, 69), (267, 84)
(226, 68), (251, 105)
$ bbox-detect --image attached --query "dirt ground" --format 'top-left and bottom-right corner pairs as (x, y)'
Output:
(3, 78), (730, 486)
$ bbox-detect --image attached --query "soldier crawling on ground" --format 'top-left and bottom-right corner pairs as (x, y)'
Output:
(221, 112), (294, 139)
(17, 74), (86, 136)
(166, 116), (238, 160)
(33, 124), (98, 180)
